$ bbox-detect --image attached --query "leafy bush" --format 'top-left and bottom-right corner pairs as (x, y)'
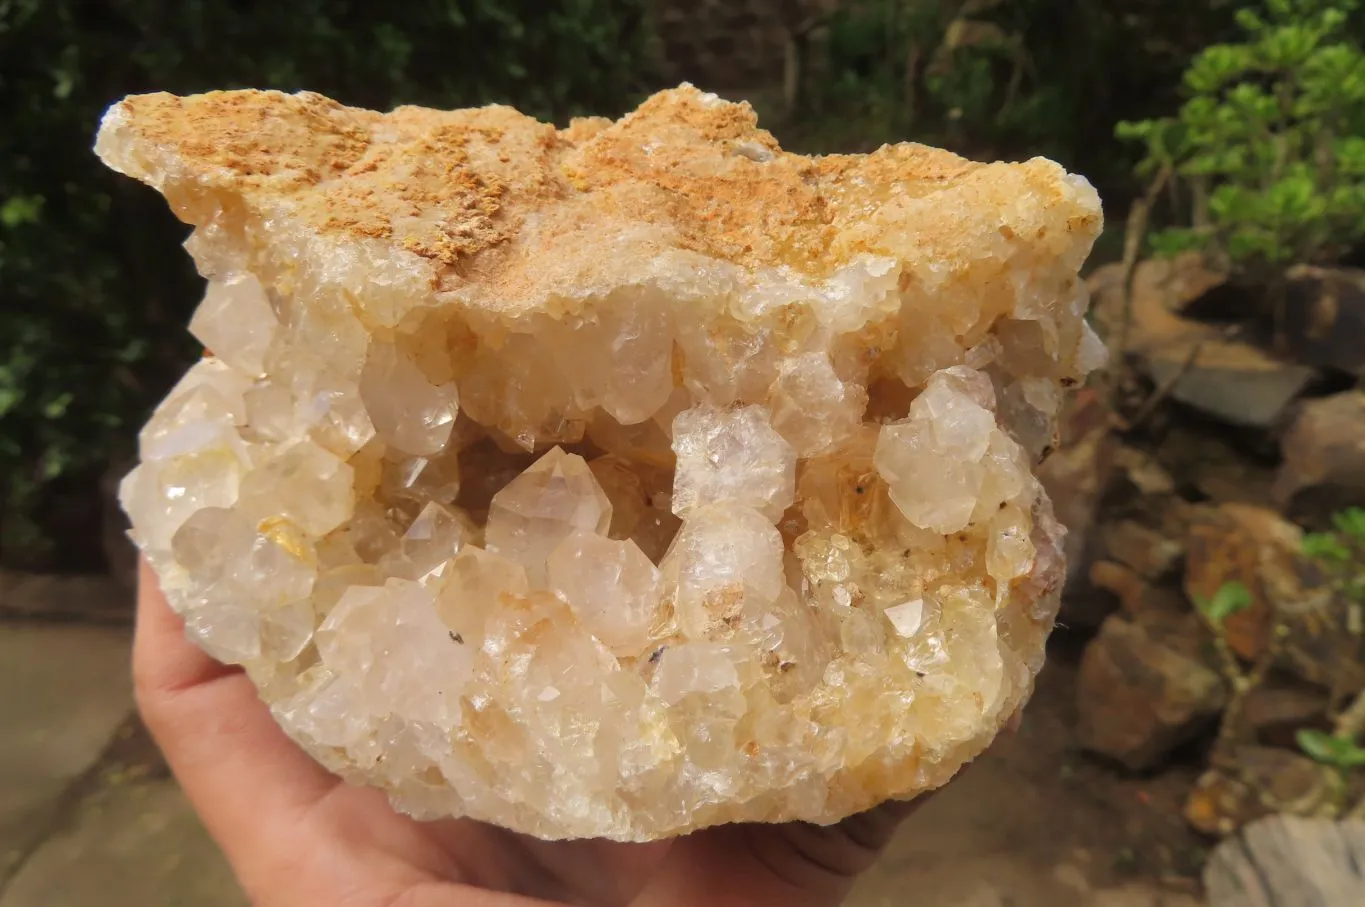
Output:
(1118, 0), (1365, 274)
(783, 0), (1236, 204)
(0, 0), (653, 566)
(792, 0), (1061, 153)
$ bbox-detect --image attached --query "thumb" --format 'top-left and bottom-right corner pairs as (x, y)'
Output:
(628, 798), (921, 907)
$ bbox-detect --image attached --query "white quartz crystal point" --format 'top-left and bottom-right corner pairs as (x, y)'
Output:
(359, 341), (459, 456)
(660, 502), (786, 640)
(172, 506), (315, 611)
(484, 447), (613, 585)
(435, 545), (529, 649)
(237, 440), (356, 538)
(552, 295), (675, 425)
(382, 453), (462, 507)
(767, 352), (864, 456)
(317, 579), (472, 726)
(120, 363), (252, 556)
(137, 364), (248, 463)
(587, 455), (650, 540)
(169, 506), (317, 665)
(380, 502), (470, 582)
(670, 404), (796, 522)
(874, 367), (1028, 535)
(189, 273), (279, 376)
(986, 503), (1036, 582)
(547, 530), (662, 656)
(653, 642), (744, 705)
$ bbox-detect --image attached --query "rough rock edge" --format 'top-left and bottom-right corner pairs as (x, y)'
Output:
(95, 83), (1100, 319)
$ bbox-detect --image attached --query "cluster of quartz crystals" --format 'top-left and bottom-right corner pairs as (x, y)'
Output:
(99, 85), (1103, 841)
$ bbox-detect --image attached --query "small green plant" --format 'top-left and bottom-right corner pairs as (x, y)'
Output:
(1296, 724), (1365, 818)
(1303, 506), (1365, 603)
(1298, 507), (1365, 817)
(1195, 580), (1254, 626)
(1304, 507), (1365, 699)
(1117, 0), (1365, 298)
(1196, 580), (1278, 774)
(1296, 728), (1365, 768)
(1197, 540), (1365, 820)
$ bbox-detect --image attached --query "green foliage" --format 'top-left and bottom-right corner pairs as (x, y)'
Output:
(785, 0), (1237, 203)
(1296, 728), (1365, 768)
(1118, 0), (1365, 273)
(0, 0), (652, 565)
(1304, 530), (1354, 561)
(797, 0), (1062, 152)
(1195, 580), (1255, 626)
(1331, 506), (1365, 539)
(1303, 506), (1365, 605)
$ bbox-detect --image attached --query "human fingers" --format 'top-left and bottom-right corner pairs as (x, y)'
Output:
(132, 559), (338, 862)
(627, 797), (924, 907)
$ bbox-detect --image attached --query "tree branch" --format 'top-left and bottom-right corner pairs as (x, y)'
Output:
(1113, 164), (1173, 375)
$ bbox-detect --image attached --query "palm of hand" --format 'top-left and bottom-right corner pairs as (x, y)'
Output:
(135, 560), (922, 907)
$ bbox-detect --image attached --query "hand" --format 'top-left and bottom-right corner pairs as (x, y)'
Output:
(134, 558), (935, 907)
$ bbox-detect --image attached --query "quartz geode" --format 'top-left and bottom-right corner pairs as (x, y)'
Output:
(98, 85), (1104, 841)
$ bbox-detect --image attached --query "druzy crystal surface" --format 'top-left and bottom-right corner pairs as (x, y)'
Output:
(97, 85), (1103, 841)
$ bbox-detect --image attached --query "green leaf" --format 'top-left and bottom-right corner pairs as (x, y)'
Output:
(1115, 119), (1154, 142)
(1234, 8), (1265, 33)
(37, 445), (70, 482)
(1185, 44), (1253, 93)
(115, 337), (148, 365)
(1297, 728), (1339, 763)
(1331, 507), (1365, 539)
(1198, 581), (1254, 626)
(1148, 228), (1207, 258)
(1297, 729), (1365, 769)
(40, 391), (72, 420)
(0, 194), (43, 228)
(1304, 532), (1352, 561)
(0, 386), (20, 419)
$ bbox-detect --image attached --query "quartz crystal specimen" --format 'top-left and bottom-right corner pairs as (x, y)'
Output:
(97, 84), (1104, 841)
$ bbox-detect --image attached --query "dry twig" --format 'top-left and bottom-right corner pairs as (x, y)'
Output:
(1209, 621), (1291, 770)
(1112, 337), (1206, 433)
(1113, 164), (1173, 375)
